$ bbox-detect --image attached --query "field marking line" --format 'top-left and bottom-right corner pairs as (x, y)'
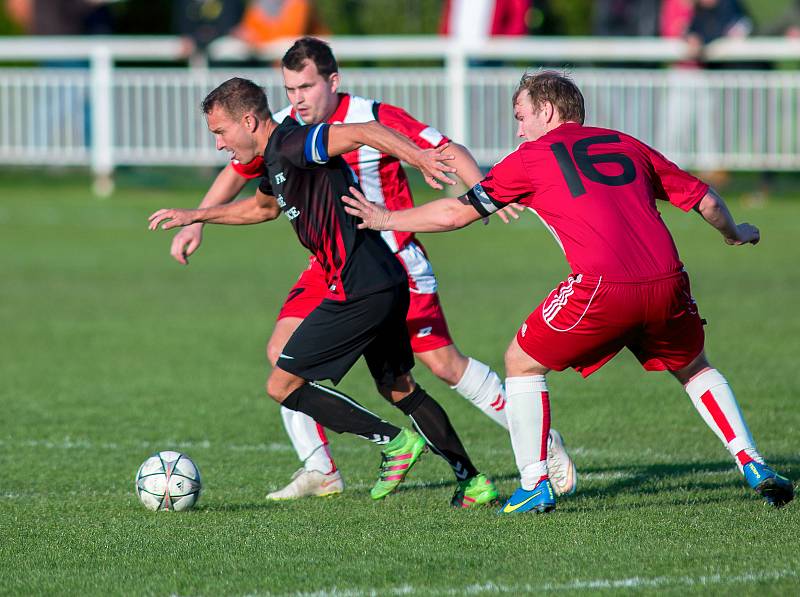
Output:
(247, 569), (797, 596)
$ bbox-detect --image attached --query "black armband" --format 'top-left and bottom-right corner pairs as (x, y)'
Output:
(464, 183), (504, 218)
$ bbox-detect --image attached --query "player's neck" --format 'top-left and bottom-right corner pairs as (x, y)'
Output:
(260, 118), (279, 151)
(319, 93), (343, 123)
(544, 120), (577, 136)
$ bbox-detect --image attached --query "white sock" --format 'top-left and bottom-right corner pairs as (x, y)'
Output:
(280, 406), (336, 474)
(505, 375), (550, 490)
(684, 369), (762, 471)
(452, 357), (508, 429)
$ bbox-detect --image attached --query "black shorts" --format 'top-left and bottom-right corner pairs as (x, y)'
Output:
(276, 283), (414, 386)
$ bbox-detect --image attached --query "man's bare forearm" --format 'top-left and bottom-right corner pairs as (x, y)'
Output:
(328, 121), (423, 164)
(384, 197), (480, 232)
(448, 143), (483, 188)
(696, 189), (739, 239)
(194, 195), (279, 225)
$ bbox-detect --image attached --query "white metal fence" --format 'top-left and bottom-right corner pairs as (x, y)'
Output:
(1, 36), (800, 185)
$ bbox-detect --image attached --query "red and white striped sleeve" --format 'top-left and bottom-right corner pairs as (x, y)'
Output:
(374, 102), (451, 150)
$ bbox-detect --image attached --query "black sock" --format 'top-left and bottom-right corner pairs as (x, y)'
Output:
(395, 385), (478, 480)
(283, 382), (400, 445)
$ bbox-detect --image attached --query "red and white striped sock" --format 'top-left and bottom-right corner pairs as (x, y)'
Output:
(505, 375), (550, 490)
(452, 357), (508, 429)
(280, 407), (337, 475)
(684, 369), (763, 472)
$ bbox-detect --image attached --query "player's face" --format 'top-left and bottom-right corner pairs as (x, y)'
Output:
(282, 60), (340, 124)
(514, 93), (550, 142)
(205, 105), (260, 164)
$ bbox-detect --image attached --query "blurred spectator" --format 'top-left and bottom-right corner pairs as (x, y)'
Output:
(4, 0), (115, 35)
(439, 0), (530, 43)
(173, 0), (245, 66)
(592, 0), (659, 37)
(659, 0), (694, 38)
(5, 0), (32, 31)
(236, 0), (327, 47)
(685, 0), (751, 66)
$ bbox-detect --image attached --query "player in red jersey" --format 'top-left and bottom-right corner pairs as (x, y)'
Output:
(344, 70), (794, 513)
(168, 38), (577, 501)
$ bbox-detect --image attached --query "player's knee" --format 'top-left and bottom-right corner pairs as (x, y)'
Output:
(674, 352), (712, 385)
(265, 341), (282, 367)
(375, 383), (394, 402)
(375, 373), (416, 403)
(504, 342), (547, 377)
(265, 374), (288, 403)
(503, 344), (520, 374)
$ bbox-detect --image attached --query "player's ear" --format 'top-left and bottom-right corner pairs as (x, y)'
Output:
(544, 101), (556, 123)
(328, 72), (340, 93)
(243, 112), (259, 133)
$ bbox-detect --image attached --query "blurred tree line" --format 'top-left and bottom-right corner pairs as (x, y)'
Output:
(0, 0), (594, 37)
(0, 0), (789, 38)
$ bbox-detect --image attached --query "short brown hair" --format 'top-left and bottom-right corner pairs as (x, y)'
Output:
(282, 37), (339, 79)
(201, 77), (271, 120)
(513, 71), (585, 124)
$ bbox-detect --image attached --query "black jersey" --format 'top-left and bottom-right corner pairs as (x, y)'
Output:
(259, 118), (407, 301)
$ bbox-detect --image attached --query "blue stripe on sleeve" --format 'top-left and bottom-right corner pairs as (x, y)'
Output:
(304, 124), (329, 165)
(314, 124), (329, 163)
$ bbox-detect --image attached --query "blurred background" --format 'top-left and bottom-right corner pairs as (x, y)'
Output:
(1, 0), (800, 202)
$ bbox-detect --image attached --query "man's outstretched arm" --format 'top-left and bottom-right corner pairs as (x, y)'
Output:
(325, 121), (457, 190)
(170, 163), (250, 264)
(342, 186), (483, 233)
(149, 189), (280, 231)
(695, 188), (760, 245)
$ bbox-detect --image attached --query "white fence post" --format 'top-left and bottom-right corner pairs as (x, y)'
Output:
(446, 45), (467, 144)
(90, 45), (114, 196)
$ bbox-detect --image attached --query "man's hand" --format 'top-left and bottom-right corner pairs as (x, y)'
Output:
(342, 186), (392, 230)
(148, 208), (198, 232)
(726, 223), (760, 245)
(494, 203), (526, 224)
(413, 143), (457, 190)
(170, 223), (204, 265)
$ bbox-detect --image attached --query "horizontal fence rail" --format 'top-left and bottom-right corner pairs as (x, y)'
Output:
(1, 36), (799, 189)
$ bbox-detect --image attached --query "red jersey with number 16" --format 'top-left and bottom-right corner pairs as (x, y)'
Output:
(470, 123), (709, 280)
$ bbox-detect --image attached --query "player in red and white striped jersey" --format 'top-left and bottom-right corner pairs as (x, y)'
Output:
(168, 38), (576, 501)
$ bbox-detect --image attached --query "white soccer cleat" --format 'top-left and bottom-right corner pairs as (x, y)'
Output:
(547, 429), (577, 496)
(266, 467), (344, 500)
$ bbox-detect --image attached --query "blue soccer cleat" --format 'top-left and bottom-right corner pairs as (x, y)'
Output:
(498, 478), (556, 515)
(743, 461), (794, 508)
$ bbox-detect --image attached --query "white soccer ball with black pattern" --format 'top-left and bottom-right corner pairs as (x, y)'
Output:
(135, 451), (202, 511)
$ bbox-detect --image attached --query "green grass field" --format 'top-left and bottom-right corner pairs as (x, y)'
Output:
(1, 170), (798, 596)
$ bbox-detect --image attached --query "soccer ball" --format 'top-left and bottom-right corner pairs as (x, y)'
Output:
(135, 450), (202, 511)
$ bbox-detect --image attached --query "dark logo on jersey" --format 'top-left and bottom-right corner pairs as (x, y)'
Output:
(286, 287), (305, 303)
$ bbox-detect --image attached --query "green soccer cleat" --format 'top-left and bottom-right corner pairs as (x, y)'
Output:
(451, 473), (500, 508)
(370, 428), (426, 500)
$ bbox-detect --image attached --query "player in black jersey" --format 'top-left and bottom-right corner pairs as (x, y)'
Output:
(149, 77), (499, 506)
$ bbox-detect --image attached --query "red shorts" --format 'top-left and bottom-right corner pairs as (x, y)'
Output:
(516, 272), (705, 377)
(277, 248), (453, 354)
